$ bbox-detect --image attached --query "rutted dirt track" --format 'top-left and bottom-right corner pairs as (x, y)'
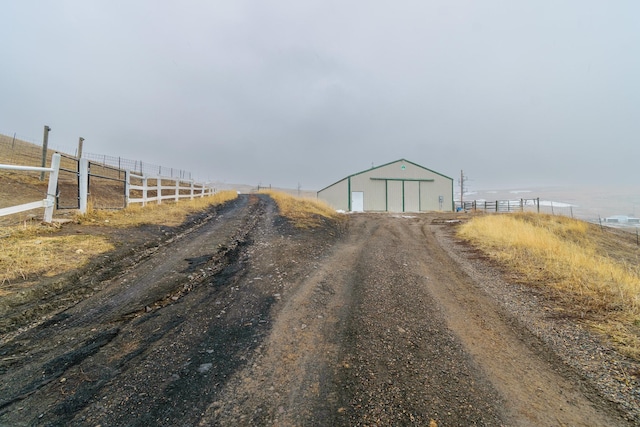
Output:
(0, 195), (634, 426)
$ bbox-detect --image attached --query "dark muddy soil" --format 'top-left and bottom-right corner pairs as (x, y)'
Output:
(0, 196), (637, 426)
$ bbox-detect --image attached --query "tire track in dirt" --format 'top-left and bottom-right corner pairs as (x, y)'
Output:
(209, 213), (631, 426)
(337, 216), (504, 426)
(206, 214), (375, 426)
(1, 204), (631, 425)
(405, 216), (628, 426)
(0, 195), (269, 425)
(209, 215), (504, 425)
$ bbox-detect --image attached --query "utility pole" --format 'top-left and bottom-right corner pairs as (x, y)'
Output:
(40, 125), (51, 181)
(460, 170), (465, 207)
(459, 170), (470, 210)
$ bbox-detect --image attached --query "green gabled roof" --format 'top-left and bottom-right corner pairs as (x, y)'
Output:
(317, 158), (453, 194)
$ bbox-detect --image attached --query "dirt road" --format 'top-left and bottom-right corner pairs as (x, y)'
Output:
(0, 195), (634, 426)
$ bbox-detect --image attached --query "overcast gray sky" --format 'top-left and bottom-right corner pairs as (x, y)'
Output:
(1, 1), (638, 191)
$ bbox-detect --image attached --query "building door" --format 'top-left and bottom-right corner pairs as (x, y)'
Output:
(387, 181), (403, 212)
(351, 191), (364, 212)
(404, 181), (420, 212)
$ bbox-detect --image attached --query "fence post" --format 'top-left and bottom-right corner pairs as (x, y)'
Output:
(190, 181), (195, 200)
(40, 125), (51, 181)
(537, 198), (540, 213)
(79, 158), (89, 213)
(77, 137), (84, 159)
(125, 170), (130, 207)
(157, 177), (162, 204)
(43, 153), (60, 223)
(175, 178), (179, 202)
(142, 176), (148, 207)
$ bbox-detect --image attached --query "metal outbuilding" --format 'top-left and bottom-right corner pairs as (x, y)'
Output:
(317, 159), (454, 213)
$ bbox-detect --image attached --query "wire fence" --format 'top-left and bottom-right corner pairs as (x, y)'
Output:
(455, 197), (640, 237)
(456, 198), (581, 218)
(82, 151), (192, 180)
(0, 132), (193, 180)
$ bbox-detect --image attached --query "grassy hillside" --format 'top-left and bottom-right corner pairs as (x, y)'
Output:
(260, 190), (344, 228)
(458, 212), (640, 359)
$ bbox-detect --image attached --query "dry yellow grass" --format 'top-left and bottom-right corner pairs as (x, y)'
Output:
(457, 212), (640, 358)
(0, 191), (238, 288)
(261, 190), (343, 228)
(0, 224), (113, 287)
(75, 190), (238, 227)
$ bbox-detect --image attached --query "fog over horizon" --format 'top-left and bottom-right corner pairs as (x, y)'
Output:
(1, 1), (638, 192)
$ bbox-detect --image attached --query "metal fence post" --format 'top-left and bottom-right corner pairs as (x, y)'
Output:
(40, 125), (51, 181)
(77, 137), (84, 159)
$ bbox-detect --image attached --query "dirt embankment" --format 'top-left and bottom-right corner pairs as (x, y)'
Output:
(0, 198), (637, 426)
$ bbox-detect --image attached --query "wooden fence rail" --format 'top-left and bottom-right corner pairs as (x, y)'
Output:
(0, 154), (215, 221)
(54, 157), (214, 213)
(0, 153), (61, 223)
(125, 171), (214, 207)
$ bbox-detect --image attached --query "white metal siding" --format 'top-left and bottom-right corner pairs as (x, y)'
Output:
(317, 178), (348, 211)
(317, 159), (454, 212)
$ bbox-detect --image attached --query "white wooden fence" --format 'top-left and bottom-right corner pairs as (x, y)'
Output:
(0, 154), (214, 221)
(124, 171), (214, 207)
(74, 158), (214, 211)
(0, 153), (61, 223)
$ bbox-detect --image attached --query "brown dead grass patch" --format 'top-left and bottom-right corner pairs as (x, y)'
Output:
(1, 191), (238, 288)
(75, 190), (238, 227)
(261, 190), (343, 228)
(0, 224), (113, 286)
(458, 212), (640, 359)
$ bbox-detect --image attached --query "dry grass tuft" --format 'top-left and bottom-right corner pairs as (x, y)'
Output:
(0, 224), (113, 286)
(75, 190), (238, 227)
(1, 191), (238, 288)
(458, 212), (640, 359)
(261, 190), (343, 228)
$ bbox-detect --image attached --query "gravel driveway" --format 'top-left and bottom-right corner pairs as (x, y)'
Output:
(0, 196), (636, 426)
